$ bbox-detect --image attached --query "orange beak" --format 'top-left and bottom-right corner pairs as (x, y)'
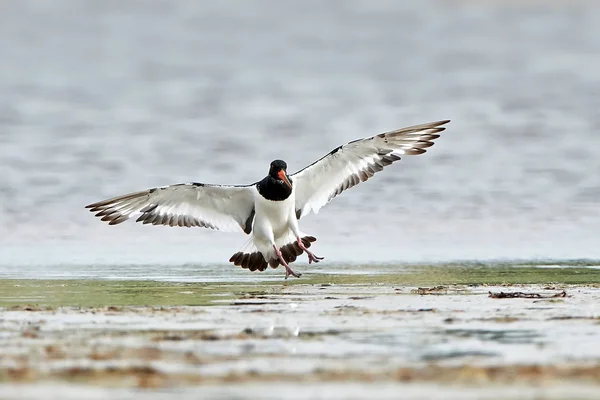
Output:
(278, 170), (292, 189)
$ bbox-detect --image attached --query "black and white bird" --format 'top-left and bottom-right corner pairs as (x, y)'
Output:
(86, 120), (450, 278)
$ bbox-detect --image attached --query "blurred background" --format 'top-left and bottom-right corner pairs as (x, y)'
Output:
(1, 0), (599, 270)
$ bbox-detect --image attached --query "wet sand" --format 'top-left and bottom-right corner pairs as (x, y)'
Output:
(1, 265), (599, 399)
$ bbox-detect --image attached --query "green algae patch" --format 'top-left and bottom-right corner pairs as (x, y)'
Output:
(0, 263), (598, 307)
(0, 280), (284, 308)
(298, 264), (600, 286)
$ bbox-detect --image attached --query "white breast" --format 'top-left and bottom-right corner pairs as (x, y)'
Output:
(252, 187), (296, 242)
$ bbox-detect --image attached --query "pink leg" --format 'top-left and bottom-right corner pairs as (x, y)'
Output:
(297, 237), (324, 264)
(273, 245), (302, 279)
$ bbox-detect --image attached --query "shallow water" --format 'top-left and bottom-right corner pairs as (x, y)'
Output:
(1, 1), (600, 273)
(1, 264), (599, 305)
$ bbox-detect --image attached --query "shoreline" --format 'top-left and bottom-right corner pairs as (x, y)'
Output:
(1, 268), (599, 398)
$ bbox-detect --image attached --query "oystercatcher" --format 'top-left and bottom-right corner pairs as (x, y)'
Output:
(86, 120), (450, 278)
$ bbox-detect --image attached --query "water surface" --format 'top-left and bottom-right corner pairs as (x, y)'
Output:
(1, 1), (600, 274)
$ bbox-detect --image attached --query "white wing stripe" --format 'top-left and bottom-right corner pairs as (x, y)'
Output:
(86, 183), (256, 233)
(292, 120), (449, 218)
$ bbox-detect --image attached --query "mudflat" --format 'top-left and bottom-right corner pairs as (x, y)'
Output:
(1, 264), (599, 399)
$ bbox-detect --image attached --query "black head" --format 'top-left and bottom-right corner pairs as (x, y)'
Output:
(257, 160), (292, 201)
(269, 159), (288, 178)
(266, 159), (292, 193)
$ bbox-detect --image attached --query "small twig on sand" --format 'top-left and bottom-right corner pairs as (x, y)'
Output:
(416, 286), (448, 295)
(488, 290), (567, 299)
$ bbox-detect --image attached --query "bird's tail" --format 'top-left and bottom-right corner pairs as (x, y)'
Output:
(229, 232), (317, 272)
(229, 238), (268, 272)
(269, 233), (316, 269)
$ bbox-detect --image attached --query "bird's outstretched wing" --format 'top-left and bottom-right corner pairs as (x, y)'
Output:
(86, 183), (256, 234)
(291, 120), (450, 219)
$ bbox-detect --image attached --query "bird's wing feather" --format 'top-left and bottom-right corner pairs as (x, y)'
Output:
(291, 120), (449, 219)
(86, 182), (256, 233)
